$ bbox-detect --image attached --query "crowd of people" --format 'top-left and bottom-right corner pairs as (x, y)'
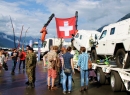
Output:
(0, 45), (97, 94)
(0, 45), (37, 88)
(43, 45), (97, 94)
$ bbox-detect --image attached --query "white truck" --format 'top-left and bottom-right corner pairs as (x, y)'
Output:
(32, 38), (71, 59)
(72, 30), (100, 52)
(72, 18), (130, 92)
(71, 30), (100, 69)
(90, 18), (130, 92)
(91, 18), (130, 69)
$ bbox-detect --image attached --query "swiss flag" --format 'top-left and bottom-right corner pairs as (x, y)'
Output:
(55, 16), (76, 38)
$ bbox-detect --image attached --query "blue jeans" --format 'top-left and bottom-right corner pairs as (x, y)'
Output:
(62, 71), (72, 91)
(12, 60), (17, 72)
(80, 69), (89, 86)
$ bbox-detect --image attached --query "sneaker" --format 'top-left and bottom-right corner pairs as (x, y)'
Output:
(31, 83), (35, 88)
(51, 86), (58, 91)
(23, 70), (25, 73)
(26, 83), (35, 88)
(48, 86), (51, 90)
(79, 86), (84, 92)
(11, 72), (15, 75)
(25, 81), (29, 85)
(84, 86), (88, 91)
(68, 91), (71, 93)
(26, 85), (32, 89)
(63, 91), (66, 94)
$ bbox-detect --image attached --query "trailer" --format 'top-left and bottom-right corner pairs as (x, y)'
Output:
(92, 52), (130, 92)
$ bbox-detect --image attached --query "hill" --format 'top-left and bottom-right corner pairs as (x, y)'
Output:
(0, 31), (34, 48)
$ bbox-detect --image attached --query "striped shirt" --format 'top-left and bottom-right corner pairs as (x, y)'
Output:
(77, 52), (89, 70)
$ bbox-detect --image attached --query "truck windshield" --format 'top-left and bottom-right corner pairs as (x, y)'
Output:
(33, 44), (38, 48)
(99, 30), (107, 40)
(42, 41), (47, 47)
(32, 41), (47, 48)
(75, 33), (79, 38)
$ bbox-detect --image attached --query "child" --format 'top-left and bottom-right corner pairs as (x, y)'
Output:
(89, 69), (97, 83)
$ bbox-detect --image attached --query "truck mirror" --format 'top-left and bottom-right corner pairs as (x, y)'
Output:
(93, 41), (98, 45)
(71, 38), (74, 42)
(72, 34), (74, 37)
(42, 42), (45, 47)
(95, 34), (97, 40)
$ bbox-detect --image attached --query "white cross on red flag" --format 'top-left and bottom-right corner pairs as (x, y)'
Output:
(55, 16), (76, 38)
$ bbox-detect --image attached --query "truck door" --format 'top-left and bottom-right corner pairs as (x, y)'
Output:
(96, 30), (107, 55)
(48, 39), (53, 51)
(106, 27), (116, 55)
(73, 33), (81, 51)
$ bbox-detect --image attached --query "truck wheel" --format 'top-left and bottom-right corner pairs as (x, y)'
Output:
(97, 68), (105, 84)
(91, 49), (98, 63)
(116, 48), (125, 68)
(121, 82), (126, 91)
(124, 52), (130, 69)
(110, 71), (122, 91)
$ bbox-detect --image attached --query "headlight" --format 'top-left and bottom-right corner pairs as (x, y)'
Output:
(34, 51), (38, 54)
(41, 52), (44, 55)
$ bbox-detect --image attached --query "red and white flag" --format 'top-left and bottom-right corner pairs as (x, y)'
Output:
(55, 16), (76, 38)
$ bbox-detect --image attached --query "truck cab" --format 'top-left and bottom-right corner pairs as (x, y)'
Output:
(32, 38), (69, 59)
(71, 30), (100, 69)
(72, 30), (100, 53)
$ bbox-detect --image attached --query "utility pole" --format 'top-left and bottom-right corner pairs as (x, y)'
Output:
(17, 25), (24, 49)
(23, 27), (30, 47)
(9, 16), (16, 48)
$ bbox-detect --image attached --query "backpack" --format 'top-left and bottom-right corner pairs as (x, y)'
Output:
(56, 57), (62, 68)
(50, 57), (61, 72)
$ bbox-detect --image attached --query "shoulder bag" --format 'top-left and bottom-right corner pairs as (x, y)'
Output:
(64, 64), (71, 74)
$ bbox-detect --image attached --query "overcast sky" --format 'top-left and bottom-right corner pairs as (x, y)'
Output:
(0, 0), (130, 39)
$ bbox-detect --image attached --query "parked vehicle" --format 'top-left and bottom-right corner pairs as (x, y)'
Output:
(91, 18), (130, 69)
(32, 38), (71, 59)
(72, 19), (130, 92)
(71, 18), (130, 92)
(72, 30), (100, 52)
(71, 29), (100, 69)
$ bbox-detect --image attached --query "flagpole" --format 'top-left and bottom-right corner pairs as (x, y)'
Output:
(75, 11), (78, 35)
(59, 38), (62, 50)
(24, 27), (30, 47)
(71, 11), (78, 49)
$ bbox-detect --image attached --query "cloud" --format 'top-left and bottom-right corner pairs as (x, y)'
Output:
(35, 0), (130, 30)
(0, 0), (130, 39)
(0, 0), (47, 38)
